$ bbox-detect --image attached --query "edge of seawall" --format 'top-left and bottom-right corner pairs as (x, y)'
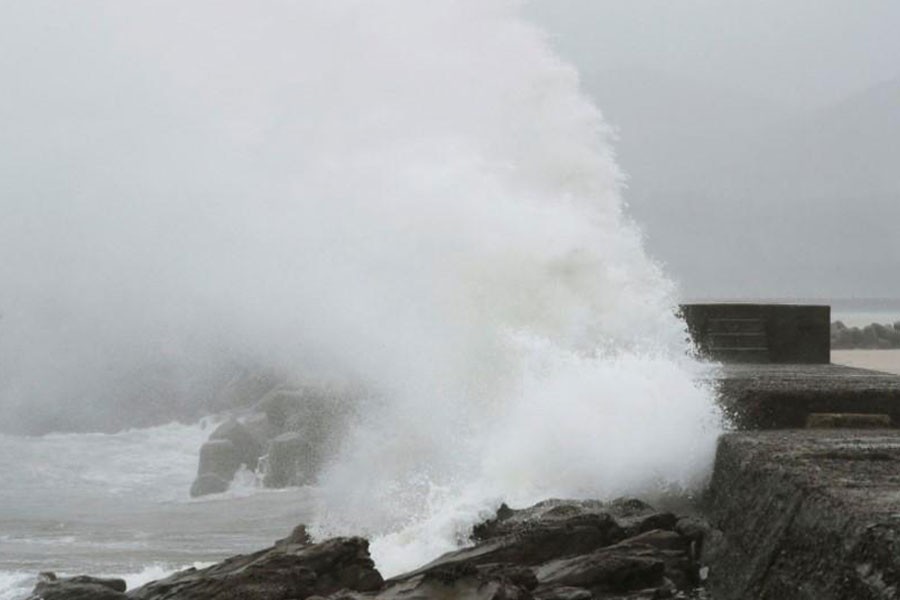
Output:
(704, 429), (900, 599)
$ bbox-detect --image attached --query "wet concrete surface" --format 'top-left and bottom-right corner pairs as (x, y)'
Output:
(705, 430), (900, 599)
(709, 363), (900, 429)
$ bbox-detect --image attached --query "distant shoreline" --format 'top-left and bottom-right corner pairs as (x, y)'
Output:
(831, 349), (900, 376)
(831, 320), (900, 349)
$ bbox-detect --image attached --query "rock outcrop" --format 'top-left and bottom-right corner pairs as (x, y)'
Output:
(30, 498), (709, 599)
(190, 384), (353, 497)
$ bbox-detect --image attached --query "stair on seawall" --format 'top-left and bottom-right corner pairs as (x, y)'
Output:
(706, 317), (769, 363)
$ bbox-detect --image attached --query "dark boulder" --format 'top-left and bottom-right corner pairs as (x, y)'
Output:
(189, 472), (231, 497)
(255, 389), (306, 431)
(189, 419), (267, 497)
(263, 431), (314, 488)
(378, 562), (535, 599)
(190, 439), (242, 497)
(533, 586), (593, 600)
(534, 551), (665, 593)
(471, 498), (615, 543)
(617, 512), (678, 538)
(419, 510), (623, 569)
(209, 419), (264, 471)
(129, 534), (382, 600)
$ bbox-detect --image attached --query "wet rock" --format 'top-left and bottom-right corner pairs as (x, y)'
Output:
(471, 498), (616, 543)
(380, 562), (534, 599)
(38, 498), (705, 600)
(129, 535), (383, 600)
(189, 472), (231, 497)
(28, 573), (127, 600)
(209, 418), (264, 470)
(263, 431), (314, 488)
(618, 512), (678, 538)
(421, 510), (623, 569)
(606, 498), (655, 517)
(255, 389), (305, 431)
(674, 515), (720, 582)
(190, 439), (242, 497)
(534, 585), (593, 600)
(198, 439), (242, 477)
(242, 412), (274, 446)
(275, 523), (313, 548)
(535, 551), (665, 592)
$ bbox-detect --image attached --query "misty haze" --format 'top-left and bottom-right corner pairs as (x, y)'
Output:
(0, 2), (897, 599)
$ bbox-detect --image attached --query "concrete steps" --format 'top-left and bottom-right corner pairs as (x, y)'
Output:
(706, 316), (770, 363)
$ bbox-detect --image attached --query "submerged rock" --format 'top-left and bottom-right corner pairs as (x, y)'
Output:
(27, 573), (127, 600)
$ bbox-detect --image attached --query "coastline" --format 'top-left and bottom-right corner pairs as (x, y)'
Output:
(830, 348), (900, 376)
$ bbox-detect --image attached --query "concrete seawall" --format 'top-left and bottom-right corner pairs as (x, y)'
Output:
(705, 431), (900, 599)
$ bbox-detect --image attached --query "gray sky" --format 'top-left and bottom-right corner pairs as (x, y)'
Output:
(527, 0), (900, 109)
(527, 0), (900, 300)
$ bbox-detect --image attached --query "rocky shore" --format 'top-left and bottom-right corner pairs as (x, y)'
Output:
(831, 320), (900, 349)
(27, 498), (712, 600)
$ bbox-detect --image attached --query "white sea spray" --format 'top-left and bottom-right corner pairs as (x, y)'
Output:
(0, 0), (724, 578)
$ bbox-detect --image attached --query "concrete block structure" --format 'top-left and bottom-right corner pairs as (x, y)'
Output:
(680, 303), (830, 364)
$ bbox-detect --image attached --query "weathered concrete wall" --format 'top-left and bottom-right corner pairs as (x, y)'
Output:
(681, 303), (830, 364)
(712, 364), (900, 429)
(705, 431), (900, 599)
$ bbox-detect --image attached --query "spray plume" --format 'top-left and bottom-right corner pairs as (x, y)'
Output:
(0, 0), (722, 573)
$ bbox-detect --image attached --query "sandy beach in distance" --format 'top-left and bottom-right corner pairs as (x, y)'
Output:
(831, 349), (900, 376)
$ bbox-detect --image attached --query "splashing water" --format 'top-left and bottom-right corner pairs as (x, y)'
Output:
(0, 0), (723, 577)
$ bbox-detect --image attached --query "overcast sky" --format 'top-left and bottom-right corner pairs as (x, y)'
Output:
(527, 0), (900, 108)
(527, 0), (900, 300)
